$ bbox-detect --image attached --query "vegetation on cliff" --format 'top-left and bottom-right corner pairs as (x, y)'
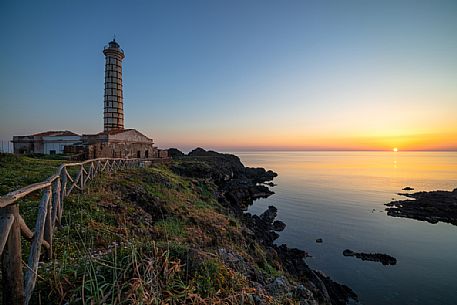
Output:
(0, 151), (356, 305)
(0, 154), (62, 195)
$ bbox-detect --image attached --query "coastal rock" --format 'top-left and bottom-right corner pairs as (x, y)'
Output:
(316, 238), (323, 243)
(385, 188), (457, 226)
(171, 148), (245, 181)
(188, 147), (222, 157)
(170, 148), (277, 210)
(272, 220), (286, 232)
(293, 284), (318, 305)
(275, 244), (310, 277)
(343, 249), (397, 265)
(260, 206), (278, 224)
(170, 149), (357, 304)
(167, 147), (185, 158)
(314, 271), (358, 305)
(243, 212), (280, 245)
(224, 180), (274, 210)
(402, 186), (414, 191)
(275, 244), (357, 305)
(266, 276), (291, 296)
(217, 248), (258, 280)
(225, 203), (356, 304)
(245, 167), (278, 183)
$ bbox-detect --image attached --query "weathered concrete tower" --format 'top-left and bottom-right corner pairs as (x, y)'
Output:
(103, 39), (125, 132)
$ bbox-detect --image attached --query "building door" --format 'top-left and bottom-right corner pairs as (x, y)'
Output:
(145, 150), (149, 158)
(137, 151), (141, 158)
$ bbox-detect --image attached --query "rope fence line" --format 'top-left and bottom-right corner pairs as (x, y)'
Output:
(0, 157), (148, 305)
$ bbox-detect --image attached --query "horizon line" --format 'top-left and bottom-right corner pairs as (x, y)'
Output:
(224, 149), (457, 152)
(186, 147), (457, 153)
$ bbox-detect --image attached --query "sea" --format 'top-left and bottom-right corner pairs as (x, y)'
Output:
(233, 151), (457, 305)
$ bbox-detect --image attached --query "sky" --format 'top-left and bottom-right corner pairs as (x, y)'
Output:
(1, 0), (456, 151)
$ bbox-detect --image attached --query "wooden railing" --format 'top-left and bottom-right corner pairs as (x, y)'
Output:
(0, 158), (143, 305)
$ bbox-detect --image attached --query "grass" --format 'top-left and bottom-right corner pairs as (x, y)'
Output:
(193, 258), (249, 299)
(0, 155), (298, 304)
(0, 153), (62, 195)
(155, 217), (187, 239)
(23, 164), (255, 304)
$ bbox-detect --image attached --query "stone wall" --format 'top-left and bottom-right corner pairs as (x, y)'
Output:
(158, 149), (169, 158)
(86, 142), (158, 159)
(12, 136), (35, 154)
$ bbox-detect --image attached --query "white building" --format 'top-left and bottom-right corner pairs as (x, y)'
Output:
(12, 131), (81, 155)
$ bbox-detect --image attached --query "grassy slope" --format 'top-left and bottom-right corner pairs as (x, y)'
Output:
(0, 154), (63, 195)
(0, 155), (298, 304)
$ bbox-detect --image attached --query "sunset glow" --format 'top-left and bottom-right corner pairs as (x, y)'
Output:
(1, 2), (457, 304)
(0, 1), (456, 152)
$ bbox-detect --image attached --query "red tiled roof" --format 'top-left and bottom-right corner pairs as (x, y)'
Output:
(33, 130), (79, 137)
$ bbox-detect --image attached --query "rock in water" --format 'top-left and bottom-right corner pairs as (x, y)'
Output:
(385, 188), (457, 226)
(259, 206), (278, 224)
(343, 249), (397, 265)
(402, 186), (414, 191)
(272, 220), (286, 232)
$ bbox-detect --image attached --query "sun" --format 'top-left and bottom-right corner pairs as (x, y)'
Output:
(393, 147), (398, 152)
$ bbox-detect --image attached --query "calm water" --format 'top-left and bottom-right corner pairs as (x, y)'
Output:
(234, 151), (457, 305)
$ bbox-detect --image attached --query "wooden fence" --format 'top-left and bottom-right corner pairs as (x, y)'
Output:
(0, 158), (144, 305)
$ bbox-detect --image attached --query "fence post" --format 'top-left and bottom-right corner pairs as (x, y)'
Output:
(59, 169), (67, 224)
(24, 188), (51, 305)
(43, 187), (53, 260)
(90, 162), (94, 179)
(80, 165), (84, 190)
(51, 178), (61, 227)
(1, 204), (25, 305)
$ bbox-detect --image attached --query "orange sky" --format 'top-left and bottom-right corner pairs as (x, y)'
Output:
(1, 1), (456, 152)
(154, 129), (457, 152)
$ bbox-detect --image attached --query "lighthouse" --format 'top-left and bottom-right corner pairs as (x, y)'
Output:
(13, 38), (168, 159)
(103, 39), (125, 132)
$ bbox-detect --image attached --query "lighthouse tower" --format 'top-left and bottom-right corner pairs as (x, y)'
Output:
(103, 39), (125, 132)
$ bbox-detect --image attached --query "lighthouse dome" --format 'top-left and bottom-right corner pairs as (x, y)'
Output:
(108, 39), (120, 49)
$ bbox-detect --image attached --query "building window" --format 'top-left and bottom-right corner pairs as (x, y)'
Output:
(137, 151), (141, 158)
(50, 150), (56, 155)
(145, 150), (148, 158)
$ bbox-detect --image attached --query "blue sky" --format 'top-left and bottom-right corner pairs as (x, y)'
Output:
(1, 0), (456, 151)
